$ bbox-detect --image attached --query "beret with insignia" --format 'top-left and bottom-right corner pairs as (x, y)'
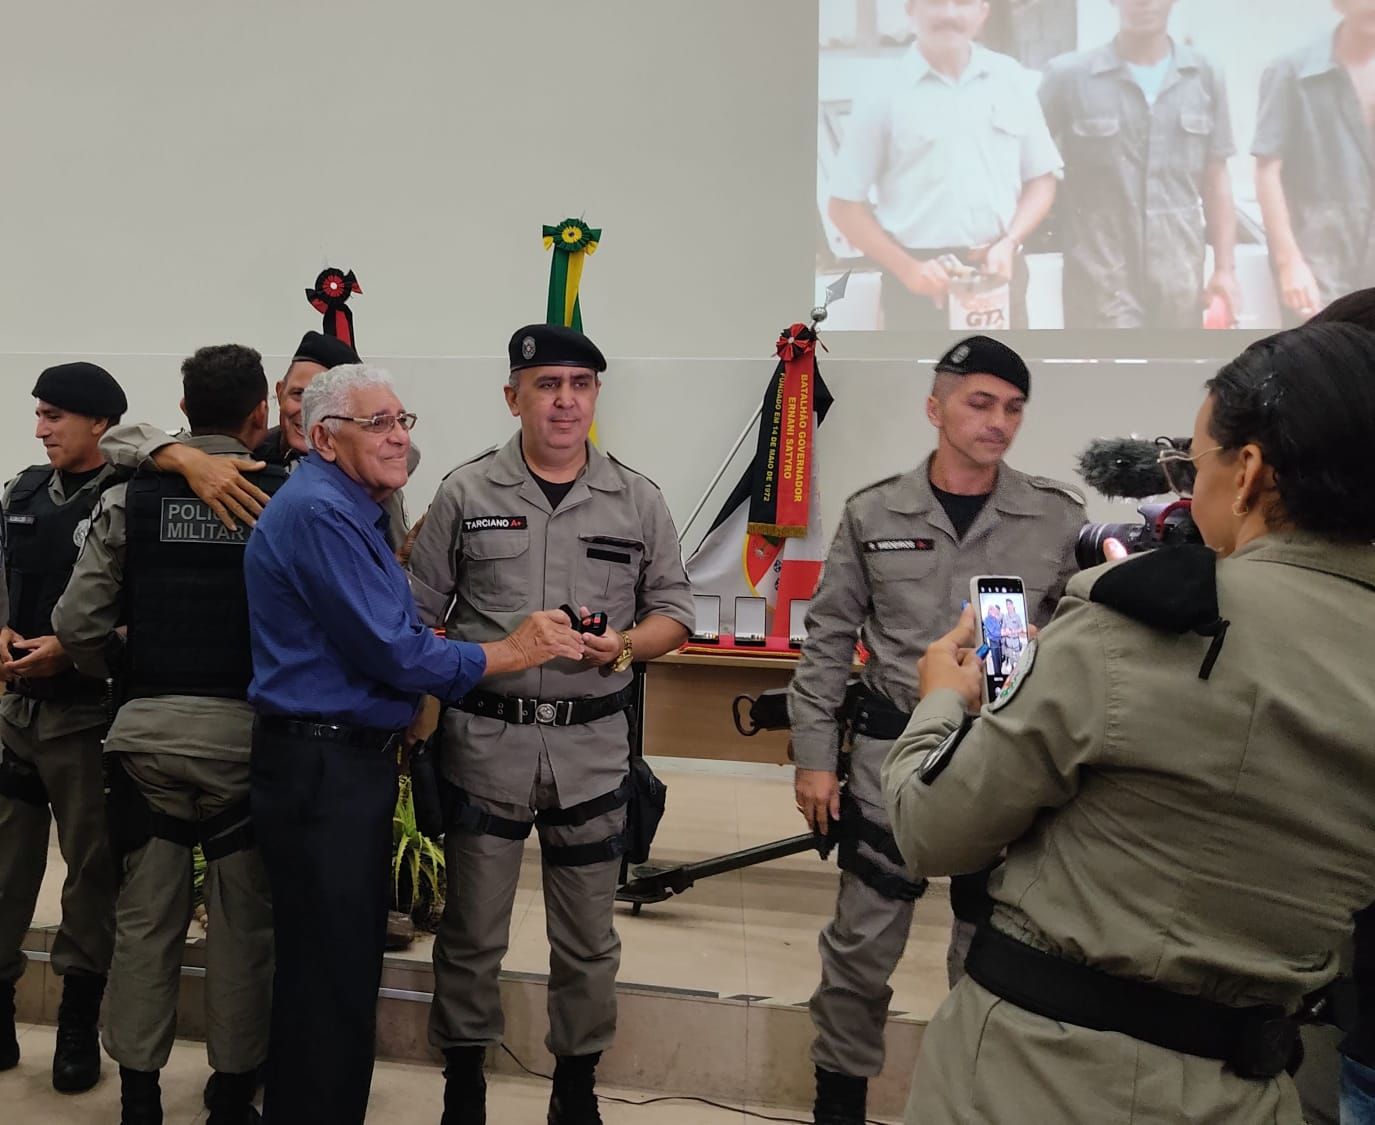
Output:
(32, 362), (127, 419)
(508, 323), (607, 373)
(935, 335), (1030, 398)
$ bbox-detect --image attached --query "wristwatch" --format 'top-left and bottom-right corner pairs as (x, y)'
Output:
(610, 629), (635, 673)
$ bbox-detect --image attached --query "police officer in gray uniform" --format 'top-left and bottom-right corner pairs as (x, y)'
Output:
(0, 363), (126, 1094)
(54, 346), (282, 1124)
(406, 324), (694, 1125)
(788, 336), (1083, 1124)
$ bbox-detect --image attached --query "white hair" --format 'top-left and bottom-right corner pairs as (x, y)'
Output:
(302, 364), (396, 451)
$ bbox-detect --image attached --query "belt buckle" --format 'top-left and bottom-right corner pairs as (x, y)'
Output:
(535, 702), (557, 725)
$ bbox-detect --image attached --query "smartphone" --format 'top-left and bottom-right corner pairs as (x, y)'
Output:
(969, 575), (1028, 701)
(690, 594), (721, 643)
(787, 598), (812, 648)
(733, 596), (767, 645)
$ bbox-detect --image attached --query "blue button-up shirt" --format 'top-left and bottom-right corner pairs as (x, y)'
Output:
(246, 455), (487, 728)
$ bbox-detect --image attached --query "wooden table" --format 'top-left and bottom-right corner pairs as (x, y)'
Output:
(640, 650), (801, 765)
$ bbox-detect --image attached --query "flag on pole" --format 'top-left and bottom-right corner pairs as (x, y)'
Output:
(543, 216), (602, 444)
(686, 324), (834, 636)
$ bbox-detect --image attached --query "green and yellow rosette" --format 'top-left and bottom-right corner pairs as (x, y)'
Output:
(542, 218), (601, 331)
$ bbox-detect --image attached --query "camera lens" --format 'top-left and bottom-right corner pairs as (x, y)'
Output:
(1074, 521), (1137, 569)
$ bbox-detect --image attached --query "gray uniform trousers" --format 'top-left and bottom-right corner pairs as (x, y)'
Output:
(810, 733), (974, 1078)
(102, 751), (272, 1074)
(0, 716), (114, 985)
(430, 750), (626, 1057)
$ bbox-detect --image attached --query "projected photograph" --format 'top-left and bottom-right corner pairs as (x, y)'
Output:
(816, 0), (1371, 333)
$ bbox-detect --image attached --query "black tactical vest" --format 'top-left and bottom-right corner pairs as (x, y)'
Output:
(123, 466), (289, 701)
(3, 465), (113, 701)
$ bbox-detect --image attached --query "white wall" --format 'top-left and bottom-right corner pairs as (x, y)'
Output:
(1, 0), (1237, 547)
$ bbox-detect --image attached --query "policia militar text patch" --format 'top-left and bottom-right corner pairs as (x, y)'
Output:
(160, 499), (249, 544)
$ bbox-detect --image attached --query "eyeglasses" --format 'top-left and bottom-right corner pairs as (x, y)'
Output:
(1155, 436), (1223, 497)
(321, 412), (418, 434)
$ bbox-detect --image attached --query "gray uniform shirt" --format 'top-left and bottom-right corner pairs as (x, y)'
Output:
(1253, 32), (1375, 306)
(406, 434), (694, 808)
(53, 435), (257, 762)
(100, 421), (419, 551)
(788, 459), (1083, 772)
(0, 465), (118, 741)
(1040, 41), (1234, 329)
(829, 43), (1062, 250)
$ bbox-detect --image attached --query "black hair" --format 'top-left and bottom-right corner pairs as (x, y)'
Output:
(180, 345), (268, 434)
(1308, 287), (1375, 332)
(1205, 322), (1375, 541)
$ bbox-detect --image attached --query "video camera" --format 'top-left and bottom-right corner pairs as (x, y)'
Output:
(1074, 437), (1203, 568)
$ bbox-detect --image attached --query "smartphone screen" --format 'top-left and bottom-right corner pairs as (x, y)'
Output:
(974, 576), (1028, 700)
(691, 594), (721, 642)
(734, 596), (767, 642)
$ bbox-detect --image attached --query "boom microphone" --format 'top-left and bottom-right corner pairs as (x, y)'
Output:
(1075, 437), (1181, 499)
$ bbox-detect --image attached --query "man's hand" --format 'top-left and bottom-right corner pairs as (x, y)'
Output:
(404, 695), (441, 751)
(494, 610), (586, 673)
(573, 605), (622, 668)
(1204, 268), (1243, 326)
(156, 443), (270, 532)
(899, 257), (952, 307)
(983, 236), (1017, 282)
(1277, 256), (1321, 318)
(795, 768), (841, 836)
(4, 634), (74, 680)
(917, 605), (983, 712)
(0, 627), (21, 682)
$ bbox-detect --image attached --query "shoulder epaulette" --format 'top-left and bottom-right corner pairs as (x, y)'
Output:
(846, 472), (904, 505)
(1027, 475), (1086, 507)
(607, 452), (664, 492)
(440, 446), (498, 483)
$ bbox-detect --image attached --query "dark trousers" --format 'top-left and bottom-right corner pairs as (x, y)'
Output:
(250, 724), (398, 1125)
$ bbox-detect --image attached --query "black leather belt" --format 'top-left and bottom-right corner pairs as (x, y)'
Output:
(849, 690), (911, 742)
(965, 924), (1304, 1079)
(457, 685), (635, 727)
(255, 714), (400, 750)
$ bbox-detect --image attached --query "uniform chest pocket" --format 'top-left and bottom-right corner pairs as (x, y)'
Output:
(460, 530), (530, 613)
(867, 545), (940, 622)
(578, 534), (643, 618)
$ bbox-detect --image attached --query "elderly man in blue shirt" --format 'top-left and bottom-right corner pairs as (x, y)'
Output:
(245, 364), (582, 1125)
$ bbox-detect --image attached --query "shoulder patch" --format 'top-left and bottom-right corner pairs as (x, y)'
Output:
(1027, 475), (1086, 508)
(607, 453), (664, 492)
(988, 638), (1037, 712)
(440, 446), (498, 483)
(917, 717), (974, 785)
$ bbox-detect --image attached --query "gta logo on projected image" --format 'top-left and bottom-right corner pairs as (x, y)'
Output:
(815, 1), (1372, 333)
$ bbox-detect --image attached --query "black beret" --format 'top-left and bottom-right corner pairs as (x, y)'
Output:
(32, 362), (127, 419)
(508, 324), (606, 373)
(291, 331), (360, 370)
(934, 335), (1030, 398)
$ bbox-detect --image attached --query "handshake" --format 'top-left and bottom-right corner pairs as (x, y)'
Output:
(486, 604), (618, 674)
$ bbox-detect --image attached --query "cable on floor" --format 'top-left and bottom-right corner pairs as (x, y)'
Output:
(499, 1043), (891, 1124)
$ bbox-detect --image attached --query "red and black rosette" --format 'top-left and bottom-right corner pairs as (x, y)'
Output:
(306, 268), (362, 348)
(775, 323), (821, 362)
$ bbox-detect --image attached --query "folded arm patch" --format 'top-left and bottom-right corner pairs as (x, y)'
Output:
(918, 716), (974, 785)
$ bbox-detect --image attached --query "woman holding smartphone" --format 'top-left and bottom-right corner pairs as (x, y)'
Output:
(882, 322), (1375, 1125)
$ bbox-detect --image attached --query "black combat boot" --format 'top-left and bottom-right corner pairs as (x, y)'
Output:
(441, 1045), (487, 1125)
(813, 1066), (867, 1125)
(0, 979), (18, 1071)
(547, 1052), (602, 1125)
(203, 1066), (262, 1110)
(52, 971), (105, 1092)
(120, 1066), (163, 1125)
(205, 1068), (261, 1124)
